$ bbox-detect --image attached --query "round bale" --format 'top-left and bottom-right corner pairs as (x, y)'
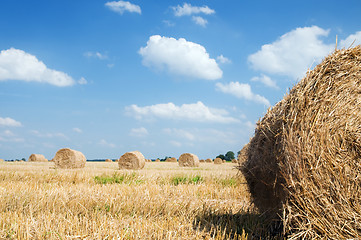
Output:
(241, 46), (361, 238)
(28, 154), (48, 162)
(118, 151), (145, 170)
(205, 158), (213, 163)
(166, 157), (177, 162)
(105, 159), (113, 162)
(178, 153), (199, 167)
(53, 148), (86, 169)
(214, 158), (223, 164)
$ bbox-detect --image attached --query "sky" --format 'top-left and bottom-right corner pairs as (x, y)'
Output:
(1, 0), (361, 160)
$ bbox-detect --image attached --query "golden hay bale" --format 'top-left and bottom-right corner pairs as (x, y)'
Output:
(205, 158), (213, 163)
(178, 153), (199, 167)
(222, 160), (226, 163)
(155, 159), (160, 162)
(28, 154), (48, 162)
(199, 159), (205, 163)
(237, 143), (249, 165)
(231, 159), (238, 163)
(53, 148), (86, 169)
(214, 158), (222, 164)
(0, 159), (4, 162)
(118, 151), (145, 170)
(165, 157), (177, 162)
(241, 46), (361, 238)
(105, 159), (113, 162)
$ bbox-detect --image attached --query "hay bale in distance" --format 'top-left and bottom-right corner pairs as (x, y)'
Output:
(241, 46), (361, 238)
(155, 159), (160, 162)
(105, 159), (113, 162)
(205, 158), (212, 163)
(231, 159), (238, 163)
(178, 153), (199, 167)
(199, 159), (205, 163)
(53, 148), (86, 169)
(214, 158), (222, 164)
(28, 154), (48, 162)
(118, 151), (145, 170)
(0, 159), (4, 162)
(165, 157), (177, 162)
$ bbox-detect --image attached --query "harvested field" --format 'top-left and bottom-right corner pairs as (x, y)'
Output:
(0, 161), (262, 239)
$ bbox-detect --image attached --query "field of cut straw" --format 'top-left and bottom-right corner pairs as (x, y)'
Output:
(0, 161), (267, 239)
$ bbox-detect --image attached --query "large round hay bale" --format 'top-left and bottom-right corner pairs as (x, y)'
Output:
(205, 158), (212, 163)
(178, 153), (199, 167)
(118, 151), (145, 170)
(241, 46), (361, 238)
(28, 154), (48, 162)
(53, 148), (86, 169)
(214, 158), (222, 164)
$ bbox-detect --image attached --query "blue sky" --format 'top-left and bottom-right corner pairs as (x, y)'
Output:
(1, 0), (361, 160)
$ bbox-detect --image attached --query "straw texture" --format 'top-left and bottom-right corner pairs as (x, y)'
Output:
(53, 148), (86, 169)
(241, 46), (361, 239)
(118, 151), (145, 170)
(178, 153), (199, 167)
(28, 154), (48, 162)
(214, 158), (222, 164)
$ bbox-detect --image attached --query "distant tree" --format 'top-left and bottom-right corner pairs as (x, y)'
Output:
(225, 151), (235, 161)
(216, 154), (225, 160)
(21, 158), (26, 161)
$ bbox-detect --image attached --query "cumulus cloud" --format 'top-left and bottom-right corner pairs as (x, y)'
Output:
(248, 26), (334, 79)
(78, 77), (87, 85)
(216, 82), (270, 106)
(340, 31), (361, 48)
(139, 35), (222, 80)
(251, 74), (279, 89)
(0, 117), (22, 127)
(163, 128), (195, 141)
(0, 48), (75, 87)
(129, 127), (149, 137)
(99, 139), (116, 148)
(73, 127), (82, 133)
(84, 51), (108, 60)
(172, 3), (215, 16)
(217, 55), (231, 64)
(105, 0), (141, 15)
(125, 101), (239, 123)
(192, 16), (207, 27)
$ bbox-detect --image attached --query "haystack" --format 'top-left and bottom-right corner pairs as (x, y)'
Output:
(205, 158), (212, 163)
(105, 159), (113, 162)
(231, 159), (238, 163)
(241, 46), (361, 239)
(53, 148), (86, 169)
(155, 159), (160, 162)
(28, 154), (48, 162)
(178, 153), (199, 167)
(118, 151), (145, 170)
(237, 143), (249, 165)
(214, 158), (222, 164)
(199, 159), (205, 163)
(0, 159), (4, 162)
(165, 157), (177, 162)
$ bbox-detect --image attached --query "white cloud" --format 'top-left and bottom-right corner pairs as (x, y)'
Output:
(251, 74), (279, 89)
(99, 139), (116, 148)
(248, 26), (333, 79)
(192, 16), (207, 27)
(340, 31), (361, 48)
(78, 77), (87, 85)
(129, 127), (149, 137)
(172, 3), (215, 16)
(163, 128), (195, 141)
(84, 51), (108, 60)
(216, 82), (270, 106)
(139, 35), (222, 80)
(73, 128), (82, 133)
(0, 117), (22, 127)
(3, 130), (15, 137)
(30, 130), (68, 139)
(217, 55), (231, 64)
(125, 101), (239, 123)
(0, 48), (75, 87)
(105, 1), (141, 15)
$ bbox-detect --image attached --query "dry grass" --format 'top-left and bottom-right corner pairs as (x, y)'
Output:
(0, 161), (268, 239)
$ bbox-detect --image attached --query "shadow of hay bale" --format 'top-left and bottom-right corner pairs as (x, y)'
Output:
(193, 209), (283, 239)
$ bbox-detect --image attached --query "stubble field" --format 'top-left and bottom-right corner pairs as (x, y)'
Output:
(0, 161), (262, 239)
